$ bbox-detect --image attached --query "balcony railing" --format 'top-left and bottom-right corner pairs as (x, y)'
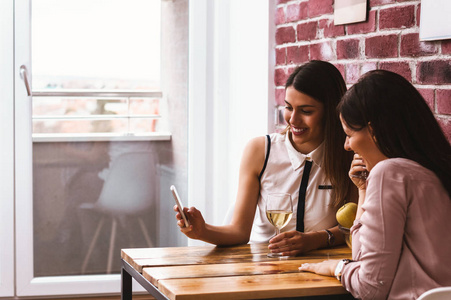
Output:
(31, 90), (171, 142)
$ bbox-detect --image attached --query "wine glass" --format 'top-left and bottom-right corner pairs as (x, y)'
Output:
(350, 153), (368, 180)
(350, 170), (368, 180)
(266, 193), (293, 258)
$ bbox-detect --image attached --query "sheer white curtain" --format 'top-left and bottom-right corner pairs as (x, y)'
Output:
(188, 0), (274, 245)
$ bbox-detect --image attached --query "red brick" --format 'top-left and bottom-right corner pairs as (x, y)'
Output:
(310, 41), (335, 61)
(380, 5), (415, 30)
(370, 0), (395, 5)
(346, 63), (360, 84)
(287, 66), (296, 76)
(286, 4), (298, 23)
(347, 10), (376, 35)
(361, 62), (377, 75)
(417, 60), (451, 84)
(437, 118), (451, 142)
(417, 88), (435, 111)
(297, 21), (317, 41)
(276, 48), (286, 65)
(442, 40), (451, 55)
(416, 4), (421, 27)
(337, 39), (359, 59)
(286, 3), (308, 22)
(275, 88), (286, 106)
(286, 45), (309, 64)
(299, 2), (309, 21)
(276, 26), (296, 44)
(308, 0), (333, 18)
(275, 68), (289, 87)
(379, 61), (412, 81)
(365, 35), (398, 58)
(437, 89), (451, 114)
(401, 33), (439, 57)
(334, 63), (346, 81)
(276, 7), (285, 25)
(319, 19), (345, 38)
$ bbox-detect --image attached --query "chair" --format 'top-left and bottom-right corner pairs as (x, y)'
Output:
(418, 287), (451, 300)
(80, 151), (157, 274)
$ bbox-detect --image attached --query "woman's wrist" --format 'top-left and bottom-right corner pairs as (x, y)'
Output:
(358, 188), (366, 197)
(305, 231), (330, 251)
(334, 259), (351, 280)
(324, 229), (335, 247)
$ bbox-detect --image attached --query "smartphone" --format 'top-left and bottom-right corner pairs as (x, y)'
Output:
(170, 185), (190, 227)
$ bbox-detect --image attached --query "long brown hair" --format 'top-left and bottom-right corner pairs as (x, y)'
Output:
(284, 60), (355, 207)
(339, 70), (451, 197)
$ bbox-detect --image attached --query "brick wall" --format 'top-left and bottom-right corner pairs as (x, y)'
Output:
(274, 0), (451, 141)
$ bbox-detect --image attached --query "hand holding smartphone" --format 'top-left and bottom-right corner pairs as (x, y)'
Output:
(170, 185), (190, 227)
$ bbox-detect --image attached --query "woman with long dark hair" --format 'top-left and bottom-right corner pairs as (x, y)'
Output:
(174, 60), (356, 255)
(300, 70), (451, 299)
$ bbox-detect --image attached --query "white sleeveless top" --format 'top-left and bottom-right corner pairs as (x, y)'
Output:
(249, 133), (338, 243)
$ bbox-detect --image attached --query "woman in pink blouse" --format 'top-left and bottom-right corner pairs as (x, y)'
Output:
(299, 70), (451, 299)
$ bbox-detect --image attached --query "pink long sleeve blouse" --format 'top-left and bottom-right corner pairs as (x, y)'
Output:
(341, 158), (451, 300)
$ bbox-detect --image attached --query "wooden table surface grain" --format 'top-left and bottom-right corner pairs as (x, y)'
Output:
(121, 243), (352, 300)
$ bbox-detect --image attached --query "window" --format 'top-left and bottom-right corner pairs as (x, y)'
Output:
(17, 0), (188, 286)
(31, 0), (167, 141)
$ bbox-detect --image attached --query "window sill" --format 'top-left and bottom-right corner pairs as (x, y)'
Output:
(32, 132), (172, 143)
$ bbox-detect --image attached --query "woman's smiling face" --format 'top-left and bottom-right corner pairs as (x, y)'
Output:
(284, 86), (325, 154)
(340, 115), (387, 171)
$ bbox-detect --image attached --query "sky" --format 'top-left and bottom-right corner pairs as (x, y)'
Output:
(32, 0), (161, 84)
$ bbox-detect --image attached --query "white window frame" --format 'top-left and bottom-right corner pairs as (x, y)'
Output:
(0, 0), (15, 297)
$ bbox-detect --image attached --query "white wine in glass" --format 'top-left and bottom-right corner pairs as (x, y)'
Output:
(266, 193), (293, 258)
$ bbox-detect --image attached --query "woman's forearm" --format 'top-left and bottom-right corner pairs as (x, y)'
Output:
(200, 223), (251, 246)
(309, 226), (346, 250)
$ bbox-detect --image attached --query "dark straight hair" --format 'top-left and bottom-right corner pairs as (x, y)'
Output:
(285, 60), (356, 207)
(339, 69), (451, 197)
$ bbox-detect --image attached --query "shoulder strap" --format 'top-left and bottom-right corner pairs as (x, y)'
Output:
(258, 134), (271, 181)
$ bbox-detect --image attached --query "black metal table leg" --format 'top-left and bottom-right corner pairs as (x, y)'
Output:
(121, 259), (170, 300)
(122, 263), (133, 300)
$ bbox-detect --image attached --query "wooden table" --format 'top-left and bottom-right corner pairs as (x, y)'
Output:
(121, 243), (352, 300)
